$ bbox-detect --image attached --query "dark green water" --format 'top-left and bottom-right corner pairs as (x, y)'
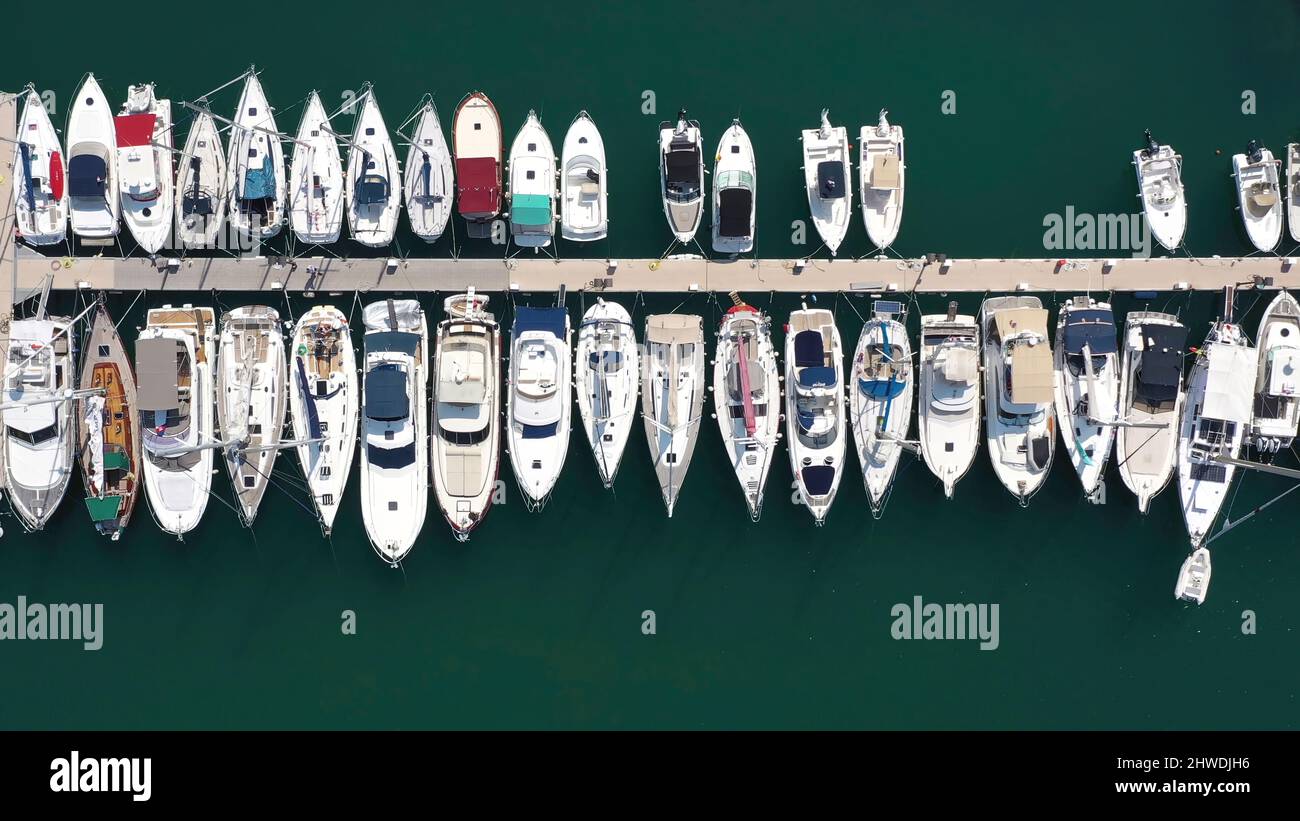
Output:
(3, 1), (1300, 729)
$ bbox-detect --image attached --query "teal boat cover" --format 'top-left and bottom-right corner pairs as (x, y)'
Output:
(512, 194), (551, 227)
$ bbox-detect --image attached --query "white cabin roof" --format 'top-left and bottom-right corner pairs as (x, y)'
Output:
(1204, 344), (1256, 422)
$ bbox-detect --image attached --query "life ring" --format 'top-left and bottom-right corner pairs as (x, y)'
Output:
(50, 259), (61, 271)
(62, 257), (73, 269)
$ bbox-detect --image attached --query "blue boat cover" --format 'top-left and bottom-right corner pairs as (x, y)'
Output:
(514, 306), (566, 338)
(521, 421), (559, 439)
(793, 330), (824, 367)
(241, 153), (276, 200)
(802, 465), (835, 496)
(69, 154), (107, 197)
(356, 174), (389, 205)
(859, 377), (906, 400)
(365, 364), (409, 421)
(19, 143), (35, 211)
(367, 331), (420, 356)
(1063, 309), (1118, 354)
(798, 365), (836, 389)
(295, 356), (322, 440)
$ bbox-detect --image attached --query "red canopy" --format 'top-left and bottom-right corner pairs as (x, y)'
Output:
(114, 113), (156, 148)
(49, 151), (64, 200)
(455, 157), (499, 216)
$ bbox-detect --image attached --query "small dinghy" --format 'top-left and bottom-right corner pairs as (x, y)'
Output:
(14, 87), (68, 245)
(1288, 143), (1300, 244)
(858, 109), (904, 249)
(288, 91), (344, 245)
(116, 84), (173, 254)
(452, 91), (502, 238)
(1174, 547), (1212, 605)
(507, 111), (557, 250)
(1116, 311), (1187, 513)
(785, 305), (847, 523)
(713, 294), (780, 519)
(217, 306), (287, 526)
(175, 107), (227, 249)
(1053, 296), (1119, 498)
(506, 305), (572, 508)
(226, 73), (286, 240)
(981, 296), (1055, 504)
(347, 87), (401, 247)
(560, 111), (607, 242)
(66, 74), (120, 240)
(1232, 140), (1283, 253)
(801, 109), (852, 256)
(642, 314), (705, 516)
(575, 298), (638, 487)
(711, 119), (756, 255)
(288, 305), (357, 535)
(850, 300), (914, 517)
(917, 305), (981, 498)
(1248, 289), (1300, 452)
(1133, 130), (1185, 252)
(78, 303), (140, 539)
(658, 109), (704, 244)
(403, 100), (454, 243)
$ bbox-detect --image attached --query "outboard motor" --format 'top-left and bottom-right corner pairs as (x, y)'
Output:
(1247, 139), (1263, 164)
(1142, 129), (1159, 158)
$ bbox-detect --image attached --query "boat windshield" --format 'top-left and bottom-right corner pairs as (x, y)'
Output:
(6, 423), (58, 445)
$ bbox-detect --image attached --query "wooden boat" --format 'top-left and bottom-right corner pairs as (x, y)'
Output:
(78, 303), (141, 539)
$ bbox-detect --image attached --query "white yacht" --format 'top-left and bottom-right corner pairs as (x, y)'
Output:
(288, 305), (357, 535)
(1175, 548), (1212, 605)
(575, 299), (638, 488)
(347, 87), (401, 247)
(560, 111), (607, 242)
(452, 91), (503, 238)
(1232, 140), (1283, 253)
(1248, 289), (1300, 452)
(658, 109), (704, 244)
(226, 72), (285, 240)
(175, 106), (227, 249)
(1052, 296), (1119, 498)
(858, 109), (904, 249)
(711, 119), (756, 254)
(785, 305), (846, 523)
(507, 111), (557, 249)
(1133, 130), (1186, 252)
(713, 295), (780, 519)
(1116, 312), (1187, 513)
(360, 300), (428, 564)
(506, 306), (572, 508)
(917, 305), (981, 499)
(981, 296), (1055, 504)
(642, 314), (705, 516)
(289, 91), (344, 245)
(66, 74), (120, 240)
(431, 291), (501, 540)
(404, 99), (454, 243)
(116, 84), (173, 254)
(1288, 143), (1300, 244)
(850, 300), (914, 517)
(801, 109), (852, 255)
(14, 87), (67, 246)
(137, 306), (217, 537)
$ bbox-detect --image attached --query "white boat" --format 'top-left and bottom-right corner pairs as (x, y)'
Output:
(360, 299), (428, 564)
(1053, 296), (1119, 498)
(642, 314), (705, 516)
(575, 298), (638, 487)
(658, 109), (704, 244)
(216, 306), (287, 526)
(137, 305), (217, 537)
(287, 305), (357, 535)
(711, 119), (756, 255)
(713, 295), (780, 519)
(1133, 130), (1186, 252)
(288, 91), (344, 245)
(507, 111), (557, 249)
(346, 88), (401, 247)
(226, 73), (285, 240)
(66, 74), (120, 240)
(1116, 311), (1187, 513)
(917, 305), (981, 498)
(850, 300), (914, 517)
(1248, 289), (1300, 452)
(801, 109), (852, 256)
(1177, 316), (1253, 547)
(1174, 547), (1212, 605)
(175, 107), (227, 249)
(431, 290), (501, 540)
(506, 305), (571, 507)
(560, 111), (607, 242)
(403, 100), (454, 243)
(1, 316), (76, 530)
(858, 109), (904, 249)
(116, 84), (173, 254)
(452, 91), (502, 238)
(1232, 140), (1283, 253)
(1287, 143), (1300, 244)
(785, 305), (847, 523)
(981, 296), (1055, 504)
(13, 88), (67, 245)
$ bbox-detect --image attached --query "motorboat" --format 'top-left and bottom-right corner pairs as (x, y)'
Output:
(713, 294), (780, 519)
(1116, 311), (1187, 513)
(1232, 140), (1283, 253)
(66, 74), (120, 240)
(1133, 130), (1186, 252)
(506, 305), (571, 507)
(360, 299), (428, 563)
(175, 106), (228, 249)
(346, 87), (401, 247)
(785, 304), (846, 523)
(13, 87), (67, 245)
(858, 109), (904, 249)
(1288, 143), (1300, 244)
(78, 303), (140, 539)
(981, 296), (1055, 504)
(917, 304), (981, 499)
(575, 298), (639, 488)
(116, 84), (173, 253)
(801, 109), (852, 255)
(658, 109), (704, 244)
(226, 72), (285, 240)
(560, 111), (607, 242)
(452, 91), (502, 238)
(431, 290), (501, 540)
(507, 111), (557, 249)
(137, 305), (217, 537)
(403, 99), (454, 243)
(1174, 547), (1212, 605)
(1052, 296), (1119, 498)
(288, 91), (344, 244)
(1248, 289), (1300, 452)
(711, 119), (756, 255)
(287, 305), (357, 535)
(850, 300), (914, 517)
(642, 314), (705, 516)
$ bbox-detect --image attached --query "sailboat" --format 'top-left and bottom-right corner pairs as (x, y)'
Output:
(1248, 289), (1300, 453)
(785, 304), (846, 523)
(403, 99), (454, 243)
(560, 111), (607, 242)
(216, 306), (287, 526)
(1116, 311), (1187, 513)
(116, 84), (173, 254)
(507, 111), (557, 249)
(14, 87), (67, 246)
(859, 109), (905, 249)
(346, 87), (401, 247)
(850, 300), (914, 517)
(226, 72), (285, 240)
(1052, 296), (1119, 498)
(66, 73), (120, 240)
(642, 314), (705, 516)
(431, 290), (501, 540)
(137, 305), (217, 537)
(78, 303), (140, 539)
(288, 91), (344, 245)
(1133, 130), (1186, 252)
(801, 109), (852, 255)
(452, 91), (502, 238)
(175, 106), (228, 249)
(711, 119), (756, 255)
(713, 295), (780, 519)
(506, 305), (572, 508)
(1175, 547), (1212, 605)
(981, 296), (1055, 504)
(917, 305), (981, 499)
(1232, 140), (1283, 253)
(1288, 143), (1300, 244)
(287, 305), (357, 535)
(658, 109), (704, 244)
(574, 299), (638, 488)
(360, 299), (428, 564)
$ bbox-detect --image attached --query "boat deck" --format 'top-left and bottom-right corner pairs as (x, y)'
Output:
(1, 92), (17, 491)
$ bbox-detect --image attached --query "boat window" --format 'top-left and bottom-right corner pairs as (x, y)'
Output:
(7, 423), (58, 445)
(367, 442), (415, 469)
(438, 423), (491, 446)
